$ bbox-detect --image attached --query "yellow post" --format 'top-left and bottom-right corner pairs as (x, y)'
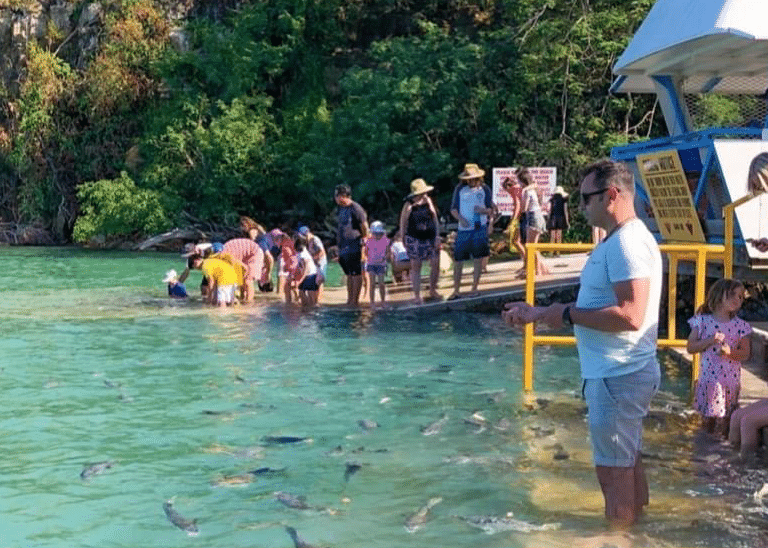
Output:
(522, 243), (536, 391)
(667, 253), (678, 342)
(692, 247), (708, 385)
(724, 205), (734, 279)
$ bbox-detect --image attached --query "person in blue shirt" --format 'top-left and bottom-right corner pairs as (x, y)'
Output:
(163, 269), (188, 298)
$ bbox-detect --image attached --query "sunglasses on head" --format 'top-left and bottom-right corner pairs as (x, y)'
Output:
(580, 187), (612, 205)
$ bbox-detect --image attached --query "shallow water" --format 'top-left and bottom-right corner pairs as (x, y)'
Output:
(2, 247), (768, 547)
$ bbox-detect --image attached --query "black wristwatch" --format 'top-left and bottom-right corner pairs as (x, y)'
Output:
(562, 306), (573, 326)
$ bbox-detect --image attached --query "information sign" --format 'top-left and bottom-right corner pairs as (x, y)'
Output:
(492, 167), (557, 216)
(636, 150), (706, 242)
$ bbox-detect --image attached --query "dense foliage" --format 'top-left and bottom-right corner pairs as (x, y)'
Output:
(0, 0), (665, 244)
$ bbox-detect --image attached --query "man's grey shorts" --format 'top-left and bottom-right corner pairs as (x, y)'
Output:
(582, 359), (660, 467)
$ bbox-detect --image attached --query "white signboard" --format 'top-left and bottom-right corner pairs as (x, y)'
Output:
(492, 167), (557, 216)
(713, 140), (768, 261)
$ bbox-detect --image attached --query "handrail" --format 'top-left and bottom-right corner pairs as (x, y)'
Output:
(520, 241), (726, 392)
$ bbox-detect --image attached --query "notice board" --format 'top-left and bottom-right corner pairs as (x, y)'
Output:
(636, 150), (706, 243)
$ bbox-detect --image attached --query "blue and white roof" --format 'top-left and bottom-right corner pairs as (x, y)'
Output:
(612, 0), (768, 94)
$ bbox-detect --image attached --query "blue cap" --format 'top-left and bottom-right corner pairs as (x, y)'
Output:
(298, 226), (309, 237)
(211, 242), (224, 253)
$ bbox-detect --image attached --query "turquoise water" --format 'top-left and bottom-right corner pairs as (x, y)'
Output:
(1, 247), (766, 547)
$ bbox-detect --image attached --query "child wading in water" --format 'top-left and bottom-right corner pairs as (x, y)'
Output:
(365, 221), (391, 308)
(686, 278), (752, 437)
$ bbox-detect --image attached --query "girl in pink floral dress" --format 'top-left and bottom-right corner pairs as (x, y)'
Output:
(687, 279), (752, 436)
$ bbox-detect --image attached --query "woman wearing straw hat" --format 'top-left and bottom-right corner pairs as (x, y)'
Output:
(399, 178), (442, 304)
(547, 185), (570, 256)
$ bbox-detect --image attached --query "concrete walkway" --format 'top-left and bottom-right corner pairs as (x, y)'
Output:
(321, 252), (588, 312)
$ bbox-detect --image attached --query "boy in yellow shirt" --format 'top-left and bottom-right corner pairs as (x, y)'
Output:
(192, 255), (237, 307)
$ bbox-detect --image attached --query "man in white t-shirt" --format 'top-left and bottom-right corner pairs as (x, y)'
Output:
(503, 159), (662, 528)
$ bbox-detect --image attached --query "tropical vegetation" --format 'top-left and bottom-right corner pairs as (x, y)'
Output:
(0, 0), (666, 244)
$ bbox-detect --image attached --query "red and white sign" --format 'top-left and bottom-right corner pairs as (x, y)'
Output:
(492, 167), (557, 216)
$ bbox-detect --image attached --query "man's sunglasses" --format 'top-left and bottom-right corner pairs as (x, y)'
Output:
(580, 187), (611, 205)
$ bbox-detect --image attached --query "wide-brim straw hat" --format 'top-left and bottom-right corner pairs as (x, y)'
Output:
(407, 178), (434, 199)
(458, 163), (485, 180)
(554, 185), (568, 197)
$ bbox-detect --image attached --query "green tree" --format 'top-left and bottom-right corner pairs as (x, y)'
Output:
(72, 171), (170, 242)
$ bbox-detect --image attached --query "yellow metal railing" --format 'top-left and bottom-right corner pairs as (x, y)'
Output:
(520, 241), (730, 392)
(518, 189), (765, 392)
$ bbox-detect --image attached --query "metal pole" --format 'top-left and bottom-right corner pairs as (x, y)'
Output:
(667, 253), (678, 342)
(522, 243), (536, 391)
(724, 205), (734, 279)
(693, 247), (707, 386)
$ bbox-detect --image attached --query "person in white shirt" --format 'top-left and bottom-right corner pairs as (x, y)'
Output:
(448, 163), (495, 300)
(503, 159), (662, 529)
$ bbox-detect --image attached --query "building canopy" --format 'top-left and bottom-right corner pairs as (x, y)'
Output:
(612, 0), (768, 94)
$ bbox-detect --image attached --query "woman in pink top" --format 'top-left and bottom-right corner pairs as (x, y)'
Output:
(364, 221), (391, 307)
(222, 238), (265, 303)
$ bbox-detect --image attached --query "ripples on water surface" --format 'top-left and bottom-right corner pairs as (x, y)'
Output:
(2, 247), (768, 547)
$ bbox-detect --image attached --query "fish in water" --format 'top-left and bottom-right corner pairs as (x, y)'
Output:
(211, 466), (287, 486)
(80, 460), (115, 480)
(421, 414), (449, 436)
(211, 473), (255, 487)
(454, 512), (561, 534)
(262, 436), (310, 445)
(275, 492), (340, 515)
(250, 466), (287, 477)
(344, 462), (362, 482)
(275, 491), (313, 510)
(404, 497), (442, 533)
(162, 501), (199, 536)
(464, 411), (488, 433)
(297, 395), (326, 407)
(552, 443), (570, 461)
(442, 454), (516, 467)
(285, 526), (320, 548)
(324, 445), (389, 457)
(358, 419), (379, 430)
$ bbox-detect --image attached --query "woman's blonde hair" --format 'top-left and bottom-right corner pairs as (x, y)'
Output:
(748, 152), (768, 194)
(240, 216), (265, 236)
(696, 278), (744, 318)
